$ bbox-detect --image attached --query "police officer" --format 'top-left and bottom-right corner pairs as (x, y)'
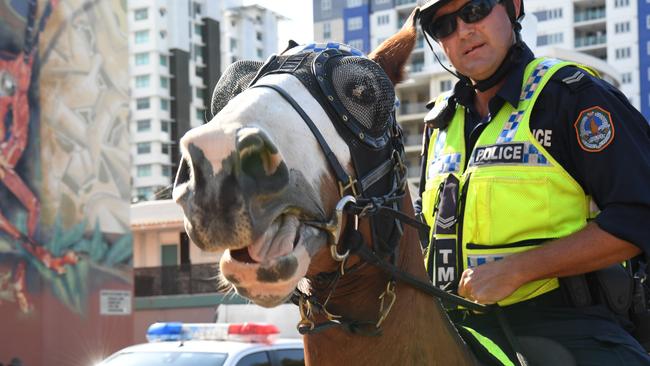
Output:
(417, 0), (650, 364)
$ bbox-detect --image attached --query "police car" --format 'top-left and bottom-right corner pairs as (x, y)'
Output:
(97, 322), (304, 366)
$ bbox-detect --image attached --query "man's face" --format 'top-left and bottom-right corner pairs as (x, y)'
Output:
(432, 0), (514, 82)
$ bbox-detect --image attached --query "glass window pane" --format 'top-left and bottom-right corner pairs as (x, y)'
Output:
(134, 8), (148, 21)
(136, 98), (150, 110)
(136, 119), (151, 132)
(135, 30), (149, 44)
(236, 352), (271, 366)
(275, 349), (305, 366)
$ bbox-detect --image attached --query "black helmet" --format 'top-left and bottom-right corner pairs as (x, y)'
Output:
(419, 0), (524, 30)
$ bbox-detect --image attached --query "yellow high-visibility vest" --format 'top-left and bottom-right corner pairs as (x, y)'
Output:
(422, 58), (598, 306)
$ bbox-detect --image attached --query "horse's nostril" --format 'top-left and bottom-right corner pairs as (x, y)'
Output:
(236, 128), (287, 187)
(174, 157), (191, 187)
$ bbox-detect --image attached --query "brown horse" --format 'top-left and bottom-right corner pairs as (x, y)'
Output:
(168, 8), (572, 365)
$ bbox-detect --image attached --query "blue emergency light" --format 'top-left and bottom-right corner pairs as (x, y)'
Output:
(146, 322), (280, 344)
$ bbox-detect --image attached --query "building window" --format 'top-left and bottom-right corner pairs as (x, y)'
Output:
(347, 16), (363, 31)
(615, 21), (630, 33)
(137, 165), (152, 177)
(615, 47), (631, 59)
(533, 8), (562, 22)
(162, 165), (172, 177)
(136, 98), (150, 110)
(161, 99), (169, 111)
(161, 121), (171, 132)
(321, 0), (332, 11)
(136, 119), (151, 132)
(137, 142), (151, 154)
(323, 22), (331, 39)
(622, 72), (632, 84)
(256, 48), (263, 58)
(134, 30), (149, 44)
(347, 0), (363, 8)
(196, 87), (205, 99)
(193, 2), (202, 16)
(161, 144), (170, 155)
(440, 80), (452, 92)
(537, 32), (563, 46)
(196, 108), (205, 120)
(135, 75), (150, 88)
(615, 0), (630, 7)
(160, 55), (168, 67)
(135, 53), (149, 65)
(231, 56), (238, 63)
(134, 8), (148, 21)
(647, 15), (650, 30)
(136, 187), (152, 200)
(348, 39), (364, 50)
(160, 76), (169, 89)
(230, 38), (237, 51)
(256, 31), (263, 41)
(377, 14), (390, 25)
(194, 24), (202, 35)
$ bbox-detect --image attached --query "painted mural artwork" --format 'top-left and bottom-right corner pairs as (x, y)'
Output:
(0, 0), (132, 363)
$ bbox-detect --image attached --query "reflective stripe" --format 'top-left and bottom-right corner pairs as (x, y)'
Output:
(462, 326), (515, 366)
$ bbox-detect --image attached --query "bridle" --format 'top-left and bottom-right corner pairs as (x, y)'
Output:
(246, 45), (489, 337)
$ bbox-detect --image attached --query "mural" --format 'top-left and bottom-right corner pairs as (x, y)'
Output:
(0, 0), (132, 364)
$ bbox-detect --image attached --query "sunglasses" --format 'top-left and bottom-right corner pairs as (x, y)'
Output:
(423, 0), (502, 40)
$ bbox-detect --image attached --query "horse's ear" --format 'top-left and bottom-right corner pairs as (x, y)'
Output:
(368, 7), (419, 85)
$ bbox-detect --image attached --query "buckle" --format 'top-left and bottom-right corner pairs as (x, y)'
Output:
(338, 176), (359, 197)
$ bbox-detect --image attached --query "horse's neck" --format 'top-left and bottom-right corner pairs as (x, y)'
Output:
(303, 203), (477, 366)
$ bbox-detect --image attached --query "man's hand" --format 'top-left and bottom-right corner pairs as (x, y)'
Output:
(457, 258), (524, 304)
(456, 222), (641, 305)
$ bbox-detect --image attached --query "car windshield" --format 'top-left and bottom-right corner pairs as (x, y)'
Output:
(101, 352), (228, 366)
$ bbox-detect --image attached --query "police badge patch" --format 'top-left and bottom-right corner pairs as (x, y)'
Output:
(574, 106), (615, 152)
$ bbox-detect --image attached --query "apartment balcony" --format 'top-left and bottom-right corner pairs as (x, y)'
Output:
(399, 101), (427, 116)
(574, 8), (605, 23)
(575, 34), (606, 49)
(134, 263), (220, 297)
(396, 0), (417, 7)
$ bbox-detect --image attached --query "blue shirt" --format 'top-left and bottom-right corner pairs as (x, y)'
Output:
(450, 45), (650, 252)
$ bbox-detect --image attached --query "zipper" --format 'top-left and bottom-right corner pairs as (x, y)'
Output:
(466, 238), (555, 250)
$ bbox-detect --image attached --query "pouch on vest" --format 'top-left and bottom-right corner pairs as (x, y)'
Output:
(594, 264), (633, 317)
(432, 174), (460, 289)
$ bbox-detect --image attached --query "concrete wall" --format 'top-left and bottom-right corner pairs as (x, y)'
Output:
(0, 1), (133, 365)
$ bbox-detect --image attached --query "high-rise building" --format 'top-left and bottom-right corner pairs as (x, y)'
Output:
(313, 0), (632, 188)
(128, 0), (282, 202)
(528, 0), (649, 117)
(637, 0), (650, 120)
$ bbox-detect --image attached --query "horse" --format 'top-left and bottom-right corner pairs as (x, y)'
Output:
(171, 9), (574, 366)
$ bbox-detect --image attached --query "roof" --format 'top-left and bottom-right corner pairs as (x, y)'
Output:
(130, 199), (184, 230)
(112, 338), (303, 355)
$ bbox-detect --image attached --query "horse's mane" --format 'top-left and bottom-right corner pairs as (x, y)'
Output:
(368, 8), (419, 84)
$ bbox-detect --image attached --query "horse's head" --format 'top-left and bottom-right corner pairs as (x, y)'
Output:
(172, 10), (418, 307)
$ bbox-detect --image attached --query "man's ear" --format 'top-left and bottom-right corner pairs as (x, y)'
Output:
(513, 0), (522, 20)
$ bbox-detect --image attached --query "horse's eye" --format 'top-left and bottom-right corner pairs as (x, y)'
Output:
(0, 71), (16, 97)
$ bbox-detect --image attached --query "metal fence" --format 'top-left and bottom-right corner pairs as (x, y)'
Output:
(134, 263), (221, 297)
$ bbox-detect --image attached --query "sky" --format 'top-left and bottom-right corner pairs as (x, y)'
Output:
(243, 0), (315, 52)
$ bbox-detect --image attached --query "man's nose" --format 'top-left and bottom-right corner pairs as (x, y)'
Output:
(455, 17), (475, 38)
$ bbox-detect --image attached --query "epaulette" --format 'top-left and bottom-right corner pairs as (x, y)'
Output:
(554, 67), (594, 94)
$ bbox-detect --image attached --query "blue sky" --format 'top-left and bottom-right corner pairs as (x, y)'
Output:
(244, 0), (315, 52)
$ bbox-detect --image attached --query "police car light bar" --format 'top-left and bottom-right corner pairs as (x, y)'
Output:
(146, 322), (280, 344)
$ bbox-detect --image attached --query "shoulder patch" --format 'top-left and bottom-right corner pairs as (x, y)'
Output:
(573, 106), (615, 152)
